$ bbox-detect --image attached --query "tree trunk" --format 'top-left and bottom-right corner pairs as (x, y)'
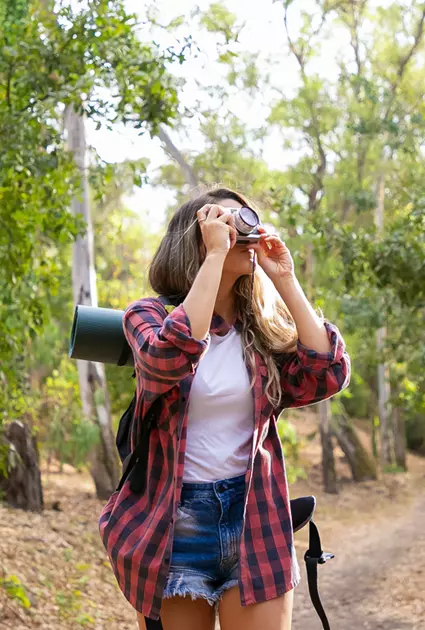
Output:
(0, 421), (43, 512)
(158, 126), (199, 191)
(372, 414), (379, 460)
(65, 104), (119, 499)
(305, 241), (337, 493)
(374, 173), (394, 468)
(393, 406), (407, 470)
(332, 411), (377, 481)
(319, 399), (338, 493)
(376, 327), (393, 467)
(305, 242), (314, 302)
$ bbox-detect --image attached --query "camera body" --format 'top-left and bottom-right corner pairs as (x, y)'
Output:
(229, 206), (261, 244)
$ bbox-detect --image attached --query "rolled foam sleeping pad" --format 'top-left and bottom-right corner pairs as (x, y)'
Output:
(68, 305), (133, 367)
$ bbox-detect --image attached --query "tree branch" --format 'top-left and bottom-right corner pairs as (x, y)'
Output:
(383, 4), (425, 122)
(283, 3), (329, 212)
(157, 126), (199, 189)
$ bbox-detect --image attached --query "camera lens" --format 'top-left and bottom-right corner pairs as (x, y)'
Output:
(233, 206), (260, 235)
(239, 206), (259, 228)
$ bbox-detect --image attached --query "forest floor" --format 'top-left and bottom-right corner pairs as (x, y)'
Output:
(1, 411), (424, 630)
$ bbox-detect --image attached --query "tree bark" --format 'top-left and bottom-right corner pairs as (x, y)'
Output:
(319, 399), (338, 493)
(65, 104), (119, 499)
(0, 421), (43, 512)
(375, 173), (394, 468)
(393, 406), (407, 470)
(332, 410), (377, 481)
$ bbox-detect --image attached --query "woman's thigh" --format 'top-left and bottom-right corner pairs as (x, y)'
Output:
(218, 585), (294, 630)
(136, 612), (147, 630)
(160, 595), (215, 630)
(136, 601), (215, 630)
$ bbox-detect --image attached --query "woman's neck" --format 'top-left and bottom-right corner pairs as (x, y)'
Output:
(214, 276), (237, 325)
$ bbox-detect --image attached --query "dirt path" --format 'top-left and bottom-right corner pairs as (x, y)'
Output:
(289, 413), (425, 630)
(292, 491), (425, 630)
(1, 444), (424, 629)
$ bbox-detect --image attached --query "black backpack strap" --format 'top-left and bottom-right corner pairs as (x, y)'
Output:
(291, 495), (316, 531)
(157, 294), (185, 308)
(291, 496), (333, 629)
(116, 397), (162, 494)
(304, 520), (334, 630)
(145, 620), (162, 630)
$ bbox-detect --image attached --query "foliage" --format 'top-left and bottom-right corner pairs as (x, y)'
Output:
(0, 573), (31, 609)
(38, 359), (100, 471)
(2, 0), (425, 483)
(152, 0), (425, 463)
(0, 0), (184, 470)
(277, 418), (307, 483)
(329, 202), (425, 310)
(199, 2), (242, 47)
(23, 166), (159, 463)
(90, 163), (161, 423)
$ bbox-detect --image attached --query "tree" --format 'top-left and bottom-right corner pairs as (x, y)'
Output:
(331, 399), (377, 482)
(328, 0), (425, 468)
(0, 0), (184, 501)
(22, 162), (159, 479)
(274, 0), (343, 492)
(269, 0), (425, 476)
(65, 106), (120, 498)
(157, 0), (425, 484)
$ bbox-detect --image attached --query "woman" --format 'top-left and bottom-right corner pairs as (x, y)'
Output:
(98, 187), (350, 630)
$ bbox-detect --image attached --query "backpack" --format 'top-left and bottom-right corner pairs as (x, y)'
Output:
(115, 296), (334, 630)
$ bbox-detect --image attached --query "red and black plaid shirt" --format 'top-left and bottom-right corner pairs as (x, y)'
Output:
(98, 297), (350, 620)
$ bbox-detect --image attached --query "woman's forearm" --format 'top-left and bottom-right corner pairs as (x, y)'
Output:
(183, 252), (226, 340)
(275, 275), (332, 353)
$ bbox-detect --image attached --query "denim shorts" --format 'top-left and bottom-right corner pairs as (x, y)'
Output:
(163, 472), (246, 606)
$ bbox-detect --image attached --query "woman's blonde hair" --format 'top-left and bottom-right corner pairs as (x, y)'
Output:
(149, 186), (299, 407)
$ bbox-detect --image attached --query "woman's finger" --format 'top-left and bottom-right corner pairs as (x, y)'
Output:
(251, 240), (269, 255)
(197, 206), (210, 224)
(261, 232), (280, 240)
(263, 235), (286, 248)
(206, 204), (226, 220)
(217, 213), (237, 247)
(218, 212), (235, 226)
(229, 226), (237, 249)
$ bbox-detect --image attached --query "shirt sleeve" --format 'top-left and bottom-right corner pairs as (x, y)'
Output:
(123, 297), (210, 396)
(278, 320), (351, 410)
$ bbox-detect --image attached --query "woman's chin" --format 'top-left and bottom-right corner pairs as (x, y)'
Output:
(223, 252), (256, 278)
(230, 263), (257, 279)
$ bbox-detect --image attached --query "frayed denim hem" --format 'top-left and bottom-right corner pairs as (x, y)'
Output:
(163, 570), (239, 607)
(163, 572), (217, 607)
(214, 578), (239, 602)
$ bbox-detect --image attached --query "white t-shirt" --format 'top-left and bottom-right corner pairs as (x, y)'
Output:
(183, 327), (255, 482)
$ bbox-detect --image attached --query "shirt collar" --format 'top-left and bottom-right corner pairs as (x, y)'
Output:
(210, 311), (243, 335)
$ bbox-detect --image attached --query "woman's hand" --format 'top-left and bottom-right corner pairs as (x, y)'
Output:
(197, 204), (237, 257)
(251, 226), (295, 280)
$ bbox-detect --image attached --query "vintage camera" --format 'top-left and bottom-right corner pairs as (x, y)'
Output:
(230, 206), (261, 244)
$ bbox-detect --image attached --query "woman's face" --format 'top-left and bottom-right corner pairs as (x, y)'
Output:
(211, 198), (256, 279)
